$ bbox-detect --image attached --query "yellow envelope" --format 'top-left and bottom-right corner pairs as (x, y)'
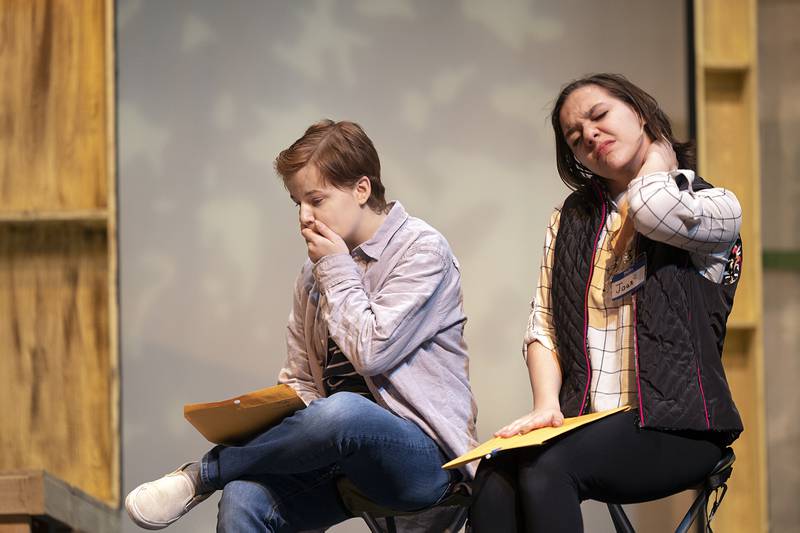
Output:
(443, 406), (630, 470)
(184, 384), (306, 446)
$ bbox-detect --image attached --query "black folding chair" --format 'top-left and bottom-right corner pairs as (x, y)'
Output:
(606, 447), (735, 533)
(337, 477), (472, 533)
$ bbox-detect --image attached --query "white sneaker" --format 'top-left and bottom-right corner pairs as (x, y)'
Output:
(125, 463), (212, 530)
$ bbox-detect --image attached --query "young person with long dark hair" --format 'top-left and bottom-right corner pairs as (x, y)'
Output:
(469, 74), (743, 532)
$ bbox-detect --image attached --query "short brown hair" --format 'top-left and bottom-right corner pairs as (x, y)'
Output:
(551, 73), (696, 190)
(275, 119), (387, 212)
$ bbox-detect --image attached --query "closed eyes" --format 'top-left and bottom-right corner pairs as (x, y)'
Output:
(569, 111), (608, 147)
(291, 197), (325, 207)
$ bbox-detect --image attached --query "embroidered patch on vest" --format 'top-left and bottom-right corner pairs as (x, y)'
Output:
(722, 237), (743, 285)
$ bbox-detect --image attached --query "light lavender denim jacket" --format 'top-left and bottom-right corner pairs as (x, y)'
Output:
(278, 202), (479, 479)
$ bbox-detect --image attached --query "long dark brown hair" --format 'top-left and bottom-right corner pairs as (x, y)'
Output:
(551, 73), (695, 191)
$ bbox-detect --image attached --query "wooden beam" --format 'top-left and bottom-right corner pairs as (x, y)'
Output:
(0, 0), (119, 507)
(693, 1), (767, 531)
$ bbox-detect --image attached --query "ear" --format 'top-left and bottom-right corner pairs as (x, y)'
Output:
(353, 176), (372, 207)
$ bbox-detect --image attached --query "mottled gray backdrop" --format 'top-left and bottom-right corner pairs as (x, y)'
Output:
(118, 1), (689, 531)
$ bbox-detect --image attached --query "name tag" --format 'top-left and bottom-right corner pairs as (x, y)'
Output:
(610, 255), (646, 301)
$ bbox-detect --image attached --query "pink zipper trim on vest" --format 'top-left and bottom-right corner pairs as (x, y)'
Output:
(696, 359), (711, 429)
(579, 183), (606, 415)
(692, 308), (711, 428)
(632, 295), (645, 426)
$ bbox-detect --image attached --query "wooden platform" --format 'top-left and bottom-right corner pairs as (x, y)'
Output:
(0, 471), (119, 533)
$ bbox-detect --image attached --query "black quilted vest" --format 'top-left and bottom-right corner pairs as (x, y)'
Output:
(552, 176), (743, 445)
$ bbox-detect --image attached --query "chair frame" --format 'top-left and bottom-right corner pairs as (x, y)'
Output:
(337, 477), (472, 533)
(606, 447), (735, 533)
(343, 448), (734, 533)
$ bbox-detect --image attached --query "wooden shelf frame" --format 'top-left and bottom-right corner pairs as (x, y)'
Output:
(693, 1), (767, 531)
(0, 0), (120, 510)
(0, 210), (109, 227)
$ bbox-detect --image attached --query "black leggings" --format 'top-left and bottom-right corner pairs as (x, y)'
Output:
(468, 410), (723, 533)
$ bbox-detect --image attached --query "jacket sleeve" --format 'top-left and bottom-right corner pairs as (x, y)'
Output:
(277, 269), (323, 405)
(312, 240), (453, 377)
(627, 170), (742, 254)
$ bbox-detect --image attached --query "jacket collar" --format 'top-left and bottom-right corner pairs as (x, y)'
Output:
(353, 201), (408, 261)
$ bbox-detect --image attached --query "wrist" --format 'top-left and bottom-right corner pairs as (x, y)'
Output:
(532, 400), (561, 412)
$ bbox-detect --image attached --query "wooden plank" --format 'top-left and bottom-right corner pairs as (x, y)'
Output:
(0, 0), (119, 508)
(104, 0), (120, 508)
(0, 519), (31, 533)
(0, 474), (41, 515)
(694, 1), (767, 531)
(715, 330), (764, 533)
(702, 0), (753, 66)
(0, 226), (115, 505)
(41, 471), (119, 532)
(0, 0), (109, 211)
(0, 471), (119, 532)
(0, 210), (108, 227)
(703, 69), (757, 326)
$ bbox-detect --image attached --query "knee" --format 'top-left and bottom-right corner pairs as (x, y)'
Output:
(470, 456), (521, 530)
(218, 480), (281, 532)
(308, 392), (376, 427)
(474, 453), (519, 497)
(219, 480), (257, 513)
(518, 449), (576, 499)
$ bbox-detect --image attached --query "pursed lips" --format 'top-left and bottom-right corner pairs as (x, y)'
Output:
(595, 140), (614, 158)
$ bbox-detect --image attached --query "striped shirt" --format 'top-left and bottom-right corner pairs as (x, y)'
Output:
(323, 336), (375, 400)
(523, 170), (742, 412)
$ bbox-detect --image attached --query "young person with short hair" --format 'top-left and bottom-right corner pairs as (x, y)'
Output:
(126, 119), (478, 532)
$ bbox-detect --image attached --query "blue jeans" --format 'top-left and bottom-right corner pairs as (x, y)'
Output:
(200, 392), (452, 532)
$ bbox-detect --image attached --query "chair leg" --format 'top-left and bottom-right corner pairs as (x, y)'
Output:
(360, 512), (385, 533)
(607, 503), (636, 533)
(675, 489), (709, 533)
(444, 507), (470, 533)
